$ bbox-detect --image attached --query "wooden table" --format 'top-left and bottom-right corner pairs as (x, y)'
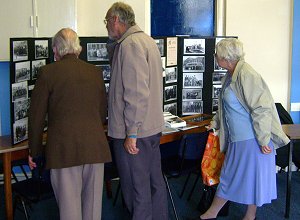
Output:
(282, 124), (300, 218)
(0, 136), (29, 220)
(0, 115), (211, 220)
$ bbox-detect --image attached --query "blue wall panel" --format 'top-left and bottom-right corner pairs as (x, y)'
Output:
(290, 1), (300, 123)
(151, 0), (214, 36)
(0, 61), (11, 135)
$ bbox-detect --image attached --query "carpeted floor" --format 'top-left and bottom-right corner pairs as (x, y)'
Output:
(1, 171), (300, 220)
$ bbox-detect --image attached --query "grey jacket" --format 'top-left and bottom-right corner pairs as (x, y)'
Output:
(107, 25), (164, 139)
(211, 59), (290, 152)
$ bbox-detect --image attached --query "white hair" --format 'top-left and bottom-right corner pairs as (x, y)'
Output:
(52, 28), (82, 57)
(216, 38), (245, 61)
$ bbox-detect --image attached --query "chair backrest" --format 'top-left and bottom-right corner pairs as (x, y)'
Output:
(178, 131), (209, 160)
(275, 103), (294, 124)
(12, 156), (53, 202)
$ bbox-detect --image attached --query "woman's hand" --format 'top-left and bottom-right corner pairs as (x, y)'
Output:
(205, 124), (213, 131)
(261, 145), (272, 154)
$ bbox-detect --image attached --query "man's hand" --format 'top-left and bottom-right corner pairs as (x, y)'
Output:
(124, 137), (139, 154)
(28, 155), (37, 170)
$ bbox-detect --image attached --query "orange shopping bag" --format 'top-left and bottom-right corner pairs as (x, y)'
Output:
(201, 131), (225, 186)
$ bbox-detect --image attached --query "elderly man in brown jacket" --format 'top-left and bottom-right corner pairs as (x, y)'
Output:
(28, 28), (111, 220)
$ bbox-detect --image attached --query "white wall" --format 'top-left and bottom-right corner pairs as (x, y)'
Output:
(226, 0), (292, 110)
(77, 0), (150, 36)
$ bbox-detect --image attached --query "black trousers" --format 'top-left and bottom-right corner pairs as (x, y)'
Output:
(112, 133), (168, 220)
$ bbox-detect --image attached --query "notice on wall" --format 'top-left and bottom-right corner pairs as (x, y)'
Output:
(166, 37), (177, 66)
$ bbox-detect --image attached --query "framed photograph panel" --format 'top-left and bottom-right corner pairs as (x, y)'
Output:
(155, 39), (164, 56)
(213, 71), (226, 84)
(13, 40), (28, 62)
(35, 40), (49, 59)
(183, 56), (205, 72)
(164, 85), (177, 102)
(105, 83), (110, 94)
(164, 102), (177, 116)
(15, 61), (30, 82)
(184, 38), (205, 55)
(212, 84), (222, 99)
(182, 88), (202, 100)
(165, 67), (177, 84)
(13, 118), (28, 144)
(87, 43), (108, 61)
(12, 81), (28, 102)
(182, 100), (203, 115)
(214, 57), (226, 72)
(183, 72), (203, 88)
(98, 64), (111, 81)
(14, 99), (30, 121)
(31, 59), (46, 80)
(212, 98), (219, 113)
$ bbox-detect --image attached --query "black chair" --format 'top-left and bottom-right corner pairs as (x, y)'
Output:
(12, 156), (53, 220)
(161, 131), (209, 220)
(275, 103), (300, 171)
(0, 159), (29, 185)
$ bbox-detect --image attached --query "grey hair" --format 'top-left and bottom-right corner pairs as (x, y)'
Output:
(109, 2), (136, 26)
(216, 38), (245, 61)
(52, 28), (82, 57)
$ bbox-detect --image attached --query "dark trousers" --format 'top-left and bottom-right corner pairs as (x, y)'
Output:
(112, 133), (168, 220)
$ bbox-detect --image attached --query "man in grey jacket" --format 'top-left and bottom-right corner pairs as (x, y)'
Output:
(104, 2), (168, 220)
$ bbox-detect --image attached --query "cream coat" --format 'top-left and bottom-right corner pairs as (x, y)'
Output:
(211, 59), (290, 152)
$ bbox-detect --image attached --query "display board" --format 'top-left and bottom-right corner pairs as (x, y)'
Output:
(154, 36), (231, 118)
(9, 35), (232, 144)
(9, 38), (53, 144)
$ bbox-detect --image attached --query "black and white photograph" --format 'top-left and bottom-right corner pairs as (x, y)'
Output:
(164, 85), (177, 102)
(15, 61), (30, 82)
(87, 43), (108, 61)
(183, 56), (205, 72)
(12, 81), (28, 102)
(13, 118), (28, 144)
(165, 67), (177, 84)
(155, 39), (164, 56)
(161, 57), (166, 76)
(164, 102), (177, 116)
(213, 71), (226, 84)
(182, 100), (203, 115)
(13, 40), (28, 62)
(31, 59), (46, 80)
(212, 84), (222, 99)
(182, 88), (202, 100)
(35, 40), (49, 59)
(214, 56), (226, 71)
(184, 38), (205, 54)
(105, 83), (110, 94)
(14, 99), (30, 121)
(183, 72), (203, 88)
(212, 99), (219, 112)
(99, 64), (111, 81)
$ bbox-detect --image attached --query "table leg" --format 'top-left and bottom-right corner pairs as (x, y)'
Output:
(3, 152), (13, 220)
(285, 140), (293, 218)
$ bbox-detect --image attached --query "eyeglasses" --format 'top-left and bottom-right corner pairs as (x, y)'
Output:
(103, 16), (113, 25)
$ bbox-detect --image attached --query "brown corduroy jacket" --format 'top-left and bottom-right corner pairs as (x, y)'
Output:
(29, 54), (111, 169)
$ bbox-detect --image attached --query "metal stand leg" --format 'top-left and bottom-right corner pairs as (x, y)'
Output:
(180, 173), (191, 198)
(163, 173), (179, 220)
(285, 141), (293, 218)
